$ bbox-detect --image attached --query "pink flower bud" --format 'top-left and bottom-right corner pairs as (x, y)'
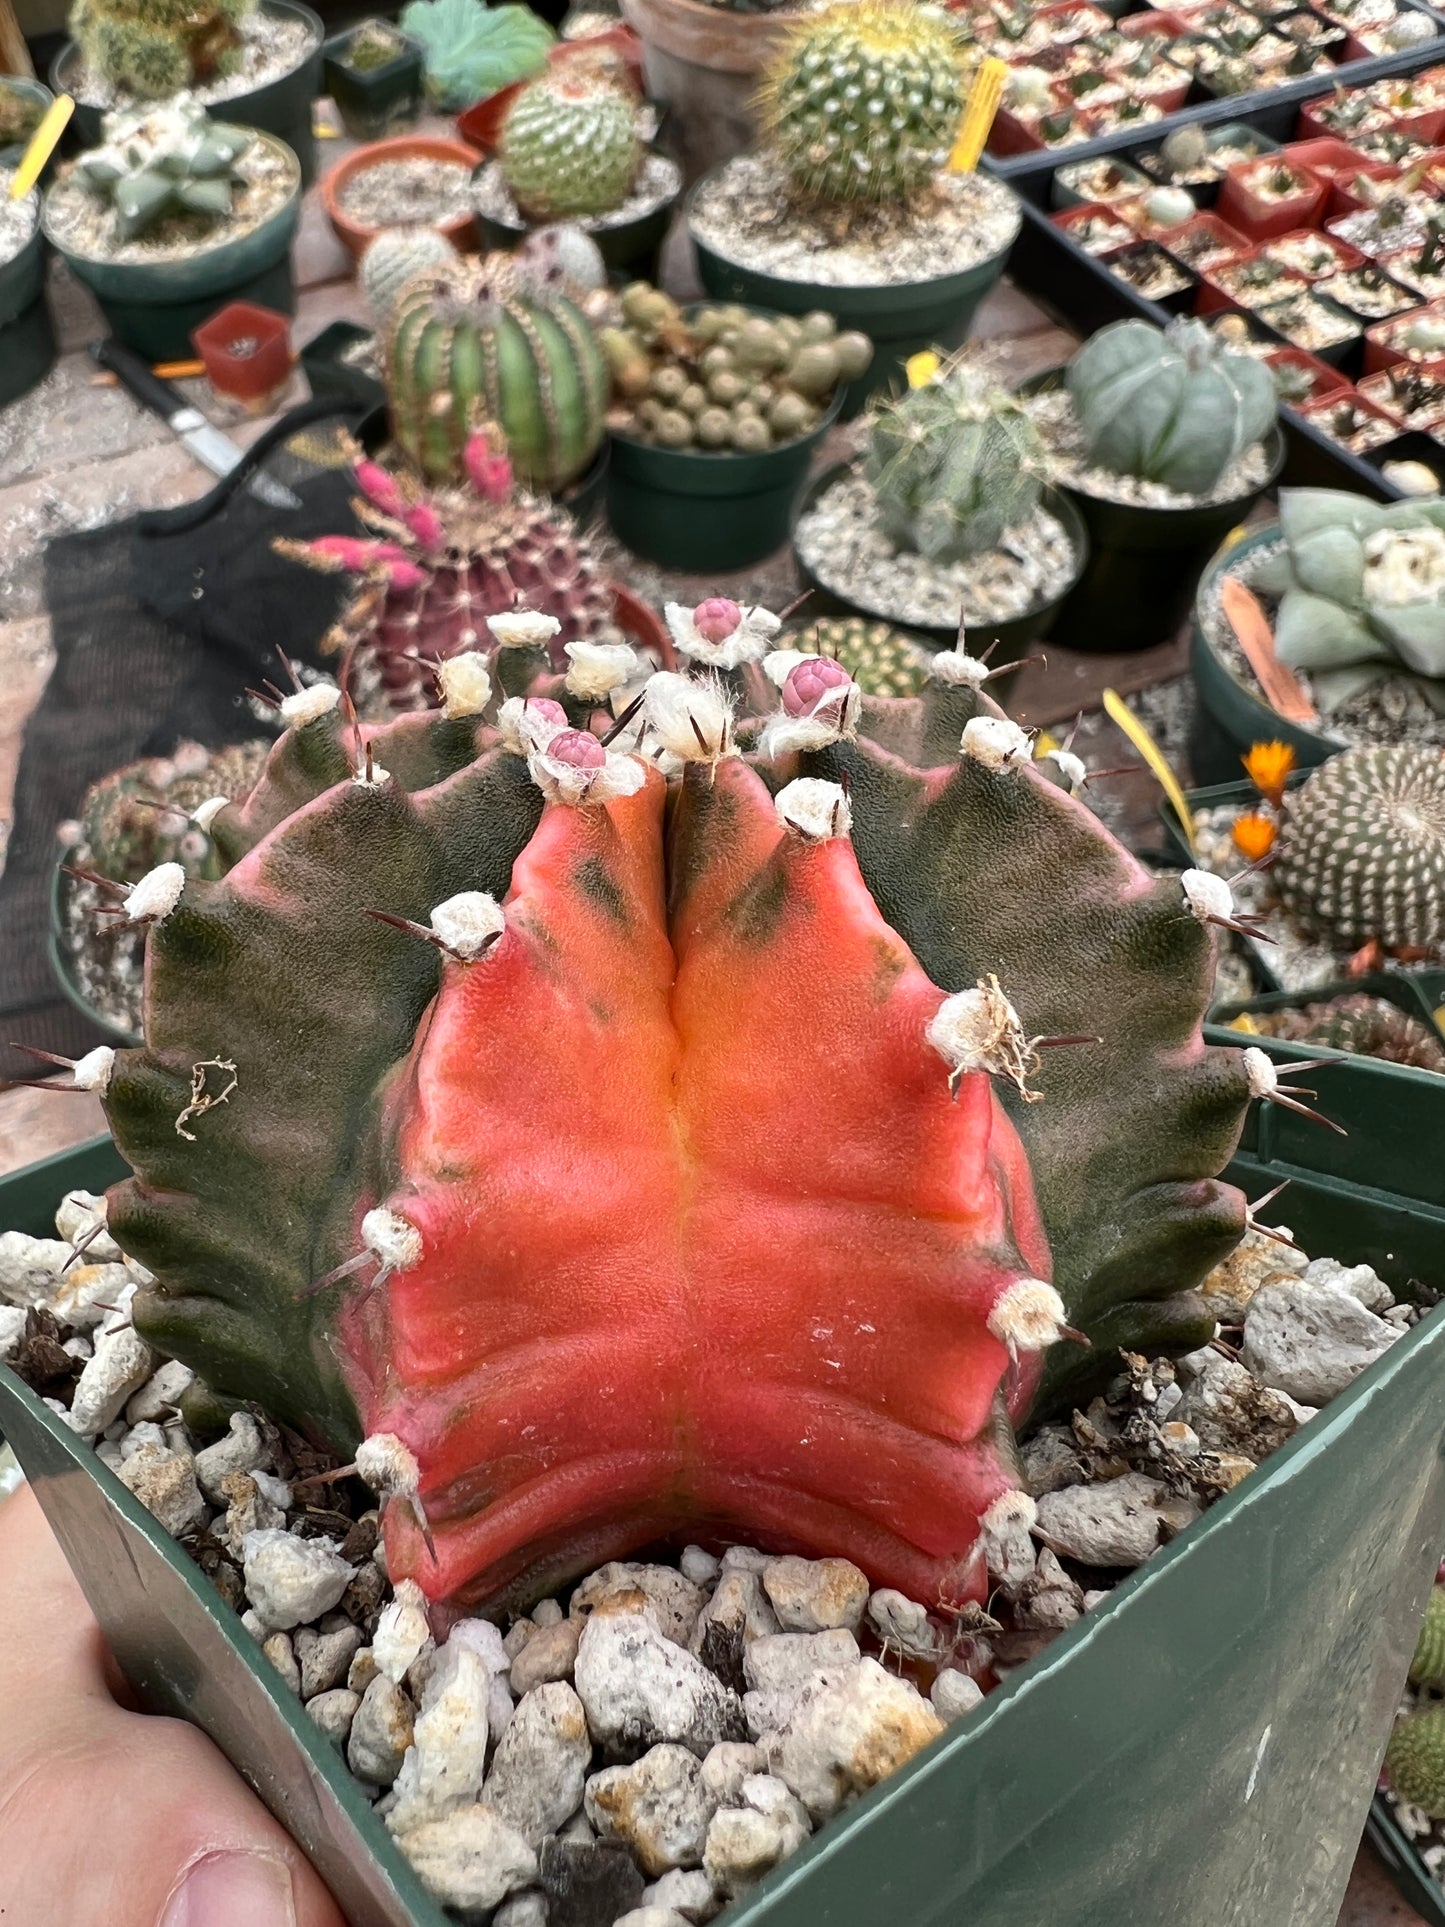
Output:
(523, 697), (568, 727)
(382, 557), (428, 593)
(305, 535), (384, 573)
(783, 656), (852, 718)
(404, 501), (444, 548)
(547, 728), (607, 769)
(693, 598), (743, 644)
(464, 431), (514, 503)
(354, 460), (405, 517)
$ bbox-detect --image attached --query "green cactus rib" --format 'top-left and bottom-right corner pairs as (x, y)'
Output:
(1410, 1586), (1445, 1687)
(387, 263), (608, 491)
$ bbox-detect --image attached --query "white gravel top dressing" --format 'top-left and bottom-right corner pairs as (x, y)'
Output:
(1025, 387), (1273, 509)
(472, 151), (682, 234)
(337, 155), (473, 229)
(794, 470), (1077, 630)
(689, 153), (1022, 289)
(44, 135), (297, 266)
(0, 168), (37, 269)
(67, 7), (316, 111)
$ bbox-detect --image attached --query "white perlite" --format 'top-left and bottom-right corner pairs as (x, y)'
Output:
(1242, 1277), (1400, 1405)
(68, 1326), (155, 1436)
(388, 1642), (494, 1832)
(689, 154), (1021, 288)
(760, 1556), (868, 1636)
(571, 1564), (707, 1649)
(242, 1528), (354, 1631)
(575, 1609), (746, 1760)
(761, 1659), (943, 1823)
(586, 1744), (717, 1876)
(483, 1682), (593, 1846)
(391, 1803), (537, 1915)
(1032, 1472), (1185, 1569)
(703, 1775), (812, 1898)
(374, 1578), (434, 1685)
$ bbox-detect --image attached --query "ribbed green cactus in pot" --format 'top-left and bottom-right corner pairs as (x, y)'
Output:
(497, 67), (641, 223)
(70, 0), (253, 99)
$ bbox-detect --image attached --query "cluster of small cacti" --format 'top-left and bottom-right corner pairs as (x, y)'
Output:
(1251, 490), (1445, 712)
(277, 425), (619, 711)
(757, 0), (966, 206)
(1386, 1587), (1445, 1814)
(74, 740), (271, 887)
(785, 615), (931, 698)
(601, 285), (870, 452)
(71, 0), (252, 98)
(864, 356), (1047, 564)
(1066, 316), (1278, 495)
(385, 255), (609, 492)
(498, 66), (642, 223)
(61, 580), (1300, 1613)
(1273, 744), (1445, 956)
(1246, 994), (1445, 1071)
(73, 97), (253, 241)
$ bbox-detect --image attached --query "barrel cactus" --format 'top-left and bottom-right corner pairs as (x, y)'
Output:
(63, 601), (1275, 1616)
(1250, 489), (1445, 713)
(758, 0), (966, 206)
(386, 258), (608, 492)
(786, 616), (930, 698)
(277, 427), (619, 711)
(864, 359), (1046, 563)
(1388, 1705), (1445, 1815)
(1273, 744), (1445, 954)
(71, 0), (252, 98)
(72, 97), (254, 241)
(360, 224), (463, 327)
(1066, 316), (1278, 496)
(1411, 1585), (1445, 1686)
(498, 67), (641, 222)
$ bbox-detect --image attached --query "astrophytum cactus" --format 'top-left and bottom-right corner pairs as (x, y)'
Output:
(67, 607), (1285, 1617)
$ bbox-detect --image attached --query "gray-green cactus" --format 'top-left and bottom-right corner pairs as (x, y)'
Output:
(864, 358), (1046, 563)
(73, 95), (253, 241)
(360, 222), (462, 326)
(1251, 488), (1445, 713)
(1066, 316), (1278, 496)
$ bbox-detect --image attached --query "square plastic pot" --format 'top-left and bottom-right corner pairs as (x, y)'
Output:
(322, 22), (424, 141)
(5, 1134), (1445, 1927)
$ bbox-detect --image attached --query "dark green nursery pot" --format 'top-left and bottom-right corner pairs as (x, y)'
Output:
(0, 220), (55, 407)
(5, 1135), (1445, 1927)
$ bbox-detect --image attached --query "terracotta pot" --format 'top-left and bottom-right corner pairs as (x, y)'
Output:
(320, 133), (481, 260)
(618, 0), (799, 182)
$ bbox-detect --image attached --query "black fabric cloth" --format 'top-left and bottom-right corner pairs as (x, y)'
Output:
(0, 397), (371, 1081)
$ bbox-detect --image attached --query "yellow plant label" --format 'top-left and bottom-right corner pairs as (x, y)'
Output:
(905, 351), (941, 389)
(10, 95), (74, 199)
(949, 56), (1008, 174)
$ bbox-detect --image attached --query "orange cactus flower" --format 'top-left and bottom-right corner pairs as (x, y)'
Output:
(1242, 740), (1297, 807)
(1232, 811), (1278, 863)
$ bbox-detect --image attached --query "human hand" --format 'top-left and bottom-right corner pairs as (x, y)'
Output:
(0, 1481), (348, 1927)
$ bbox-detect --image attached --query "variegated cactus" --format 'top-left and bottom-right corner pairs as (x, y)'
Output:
(51, 601), (1296, 1617)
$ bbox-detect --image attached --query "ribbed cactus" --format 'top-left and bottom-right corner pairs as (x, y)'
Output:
(1067, 317), (1278, 495)
(757, 0), (966, 206)
(1251, 993), (1445, 1070)
(1411, 1586), (1445, 1686)
(788, 616), (930, 698)
(72, 97), (253, 241)
(79, 741), (271, 886)
(386, 257), (608, 491)
(71, 0), (253, 98)
(498, 68), (641, 222)
(277, 427), (619, 711)
(360, 224), (463, 328)
(75, 606), (1263, 1614)
(864, 359), (1046, 563)
(1388, 1706), (1445, 1815)
(1273, 745), (1445, 955)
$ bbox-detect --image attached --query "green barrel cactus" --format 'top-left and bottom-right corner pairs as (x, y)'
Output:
(864, 358), (1046, 563)
(1411, 1585), (1445, 1686)
(1066, 316), (1278, 496)
(72, 97), (254, 241)
(1273, 744), (1445, 955)
(758, 0), (966, 207)
(360, 224), (463, 327)
(1250, 489), (1445, 713)
(398, 0), (553, 110)
(498, 68), (642, 223)
(787, 616), (931, 698)
(386, 256), (609, 491)
(71, 0), (253, 99)
(1388, 1705), (1445, 1815)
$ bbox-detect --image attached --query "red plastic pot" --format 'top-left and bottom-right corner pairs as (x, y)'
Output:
(1280, 135), (1368, 180)
(1052, 201), (1139, 253)
(1264, 344), (1352, 404)
(1156, 210), (1250, 272)
(456, 31), (644, 153)
(1294, 386), (1403, 446)
(1259, 228), (1365, 280)
(320, 133), (481, 261)
(1357, 363), (1445, 427)
(1195, 244), (1309, 315)
(1364, 299), (1445, 373)
(1037, 0), (1116, 37)
(191, 300), (293, 413)
(1117, 8), (1190, 33)
(1216, 157), (1330, 240)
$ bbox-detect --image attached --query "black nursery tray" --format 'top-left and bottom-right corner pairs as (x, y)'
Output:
(985, 41), (1445, 502)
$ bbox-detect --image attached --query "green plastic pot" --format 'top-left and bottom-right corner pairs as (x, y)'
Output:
(0, 75), (55, 169)
(322, 21), (424, 141)
(0, 220), (56, 407)
(473, 157), (683, 284)
(605, 388), (842, 571)
(51, 0), (324, 186)
(42, 132), (302, 362)
(1189, 524), (1348, 787)
(793, 461), (1091, 669)
(687, 168), (1020, 418)
(4, 1133), (1445, 1925)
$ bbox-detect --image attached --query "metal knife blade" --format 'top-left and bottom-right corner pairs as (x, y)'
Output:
(0, 1364), (446, 1927)
(90, 338), (303, 512)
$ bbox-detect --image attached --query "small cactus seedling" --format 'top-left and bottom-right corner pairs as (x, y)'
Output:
(70, 0), (253, 99)
(757, 0), (967, 207)
(1246, 993), (1445, 1069)
(864, 356), (1047, 563)
(75, 605), (1295, 1613)
(498, 67), (642, 222)
(72, 97), (254, 242)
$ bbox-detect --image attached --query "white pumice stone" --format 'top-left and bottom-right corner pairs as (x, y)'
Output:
(115, 1441), (208, 1539)
(585, 1743), (717, 1875)
(0, 1306), (27, 1358)
(194, 1412), (269, 1504)
(482, 1681), (593, 1846)
(388, 1641), (493, 1831)
(308, 1687), (362, 1745)
(437, 651), (492, 718)
(1242, 1278), (1400, 1405)
(773, 778), (851, 842)
(125, 1357), (194, 1425)
(0, 1231), (71, 1309)
(760, 1659), (943, 1823)
(263, 1631), (302, 1693)
(54, 1190), (121, 1260)
(509, 1618), (581, 1695)
(67, 1327), (156, 1436)
(571, 1564), (706, 1648)
(760, 1556), (868, 1635)
(575, 1609), (746, 1759)
(298, 1624), (365, 1700)
(348, 1674), (416, 1788)
(930, 1669), (984, 1721)
(375, 1578), (435, 1686)
(698, 1742), (764, 1811)
(388, 1804), (537, 1915)
(49, 1260), (134, 1331)
(242, 1528), (355, 1631)
(702, 1775), (812, 1897)
(125, 862), (186, 923)
(1032, 1472), (1179, 1568)
(960, 716), (1031, 772)
(279, 681), (341, 726)
(532, 1597), (564, 1628)
(429, 892), (505, 960)
(680, 1546), (720, 1587)
(642, 1866), (720, 1922)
